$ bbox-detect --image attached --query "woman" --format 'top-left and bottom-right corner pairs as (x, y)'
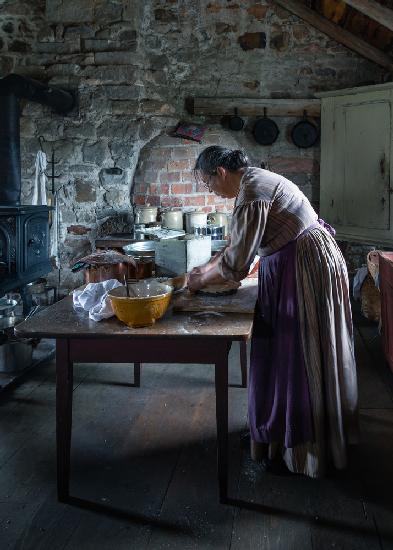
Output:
(188, 145), (358, 478)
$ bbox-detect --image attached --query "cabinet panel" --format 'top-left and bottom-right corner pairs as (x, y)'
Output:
(342, 100), (390, 229)
(319, 85), (393, 246)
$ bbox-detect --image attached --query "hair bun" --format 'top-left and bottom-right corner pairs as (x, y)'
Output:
(229, 149), (249, 169)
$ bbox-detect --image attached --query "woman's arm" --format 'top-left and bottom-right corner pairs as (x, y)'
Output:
(187, 261), (226, 291)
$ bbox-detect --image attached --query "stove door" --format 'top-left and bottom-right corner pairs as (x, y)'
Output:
(22, 213), (50, 274)
(0, 219), (16, 278)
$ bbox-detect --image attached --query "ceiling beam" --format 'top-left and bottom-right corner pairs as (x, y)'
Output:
(344, 0), (393, 32)
(273, 0), (393, 71)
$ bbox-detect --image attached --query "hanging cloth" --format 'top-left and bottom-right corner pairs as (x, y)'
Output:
(50, 190), (60, 268)
(32, 151), (48, 205)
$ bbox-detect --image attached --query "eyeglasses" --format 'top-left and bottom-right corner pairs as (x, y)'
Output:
(202, 174), (215, 192)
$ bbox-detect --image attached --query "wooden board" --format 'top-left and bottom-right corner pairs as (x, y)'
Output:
(192, 97), (321, 117)
(172, 278), (258, 314)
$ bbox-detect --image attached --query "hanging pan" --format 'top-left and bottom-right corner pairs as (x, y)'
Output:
(253, 108), (279, 146)
(291, 111), (319, 148)
(228, 108), (244, 131)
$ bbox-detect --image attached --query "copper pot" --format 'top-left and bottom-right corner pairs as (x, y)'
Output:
(128, 257), (153, 280)
(83, 262), (130, 284)
(83, 258), (153, 284)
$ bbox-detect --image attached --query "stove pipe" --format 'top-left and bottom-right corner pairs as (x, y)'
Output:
(0, 74), (75, 206)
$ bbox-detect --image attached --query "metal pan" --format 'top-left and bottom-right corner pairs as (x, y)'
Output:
(228, 108), (244, 131)
(291, 112), (319, 148)
(253, 108), (279, 146)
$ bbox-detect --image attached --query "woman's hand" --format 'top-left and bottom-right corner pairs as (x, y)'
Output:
(187, 267), (206, 292)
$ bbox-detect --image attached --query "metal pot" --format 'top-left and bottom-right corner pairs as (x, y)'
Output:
(0, 339), (33, 373)
(253, 108), (279, 146)
(83, 262), (131, 284)
(194, 224), (225, 240)
(0, 297), (18, 317)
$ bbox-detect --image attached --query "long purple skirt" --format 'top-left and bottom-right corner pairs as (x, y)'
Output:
(248, 234), (314, 448)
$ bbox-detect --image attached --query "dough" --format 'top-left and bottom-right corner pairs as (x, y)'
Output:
(197, 280), (240, 296)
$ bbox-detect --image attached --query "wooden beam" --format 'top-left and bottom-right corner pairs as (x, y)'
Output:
(344, 0), (393, 33)
(192, 98), (321, 117)
(273, 0), (393, 71)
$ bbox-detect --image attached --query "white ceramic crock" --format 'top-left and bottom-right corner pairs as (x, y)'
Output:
(185, 211), (208, 234)
(134, 206), (158, 224)
(161, 209), (184, 230)
(207, 212), (229, 235)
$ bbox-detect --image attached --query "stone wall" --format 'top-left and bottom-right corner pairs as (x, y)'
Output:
(0, 0), (386, 289)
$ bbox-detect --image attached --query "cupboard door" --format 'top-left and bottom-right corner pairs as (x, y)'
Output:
(341, 99), (390, 230)
(320, 89), (393, 245)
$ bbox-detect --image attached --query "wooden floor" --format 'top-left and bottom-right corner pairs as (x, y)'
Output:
(1, 307), (393, 549)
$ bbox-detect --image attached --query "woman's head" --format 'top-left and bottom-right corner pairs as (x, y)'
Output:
(194, 146), (249, 198)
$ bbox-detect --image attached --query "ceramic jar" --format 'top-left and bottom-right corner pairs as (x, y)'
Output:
(185, 211), (208, 234)
(161, 209), (184, 230)
(207, 212), (229, 236)
(134, 206), (158, 224)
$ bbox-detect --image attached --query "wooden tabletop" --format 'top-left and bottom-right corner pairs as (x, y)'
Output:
(15, 295), (254, 341)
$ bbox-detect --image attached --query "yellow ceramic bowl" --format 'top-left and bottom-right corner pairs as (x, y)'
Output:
(108, 282), (173, 328)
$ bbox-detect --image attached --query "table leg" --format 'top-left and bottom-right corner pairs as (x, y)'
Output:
(215, 354), (229, 504)
(56, 339), (73, 502)
(240, 340), (247, 388)
(133, 362), (141, 387)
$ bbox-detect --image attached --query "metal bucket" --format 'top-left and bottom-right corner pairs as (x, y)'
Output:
(0, 339), (33, 372)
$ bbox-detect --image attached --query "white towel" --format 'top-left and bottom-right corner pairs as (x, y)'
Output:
(73, 279), (123, 322)
(50, 191), (60, 268)
(32, 151), (48, 205)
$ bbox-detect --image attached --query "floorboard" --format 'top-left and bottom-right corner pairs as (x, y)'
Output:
(0, 318), (392, 550)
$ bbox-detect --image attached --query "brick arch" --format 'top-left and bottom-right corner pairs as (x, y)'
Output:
(131, 128), (245, 213)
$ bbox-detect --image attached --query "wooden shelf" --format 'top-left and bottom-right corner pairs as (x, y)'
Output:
(190, 97), (321, 117)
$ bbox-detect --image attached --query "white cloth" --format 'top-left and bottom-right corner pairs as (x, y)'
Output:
(353, 266), (368, 300)
(32, 151), (48, 205)
(50, 192), (60, 268)
(73, 279), (122, 322)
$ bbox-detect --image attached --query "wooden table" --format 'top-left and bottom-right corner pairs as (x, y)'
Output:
(15, 296), (253, 505)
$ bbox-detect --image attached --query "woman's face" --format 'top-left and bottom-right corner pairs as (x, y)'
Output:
(201, 168), (238, 199)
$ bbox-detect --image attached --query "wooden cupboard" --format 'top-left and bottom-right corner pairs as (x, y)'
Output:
(318, 83), (393, 246)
